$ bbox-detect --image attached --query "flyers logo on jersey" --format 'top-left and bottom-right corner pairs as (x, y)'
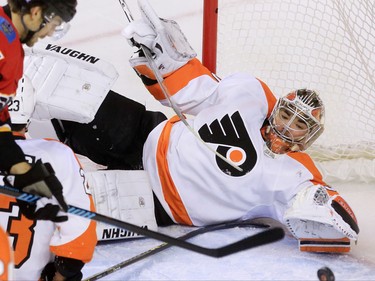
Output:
(199, 111), (257, 177)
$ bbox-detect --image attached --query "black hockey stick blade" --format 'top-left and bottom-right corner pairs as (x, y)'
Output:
(84, 220), (272, 281)
(213, 227), (284, 257)
(0, 185), (284, 257)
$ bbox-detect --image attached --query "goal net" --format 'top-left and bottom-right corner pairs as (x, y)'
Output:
(202, 0), (375, 182)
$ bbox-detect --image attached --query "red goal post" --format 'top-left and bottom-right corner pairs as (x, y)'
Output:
(202, 0), (218, 74)
(202, 0), (375, 183)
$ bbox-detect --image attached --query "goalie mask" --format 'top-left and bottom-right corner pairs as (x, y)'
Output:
(9, 76), (36, 126)
(264, 89), (325, 154)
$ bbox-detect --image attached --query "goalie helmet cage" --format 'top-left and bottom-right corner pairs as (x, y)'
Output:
(202, 0), (375, 183)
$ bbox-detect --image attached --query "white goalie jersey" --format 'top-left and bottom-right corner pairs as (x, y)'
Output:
(142, 59), (328, 227)
(136, 50), (357, 251)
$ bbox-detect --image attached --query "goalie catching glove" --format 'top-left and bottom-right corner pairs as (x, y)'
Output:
(121, 0), (196, 82)
(284, 184), (359, 253)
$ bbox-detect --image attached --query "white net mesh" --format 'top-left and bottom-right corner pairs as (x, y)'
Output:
(215, 0), (375, 178)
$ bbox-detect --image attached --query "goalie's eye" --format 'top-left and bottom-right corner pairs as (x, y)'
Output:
(295, 120), (308, 131)
(279, 109), (291, 121)
(278, 109), (308, 131)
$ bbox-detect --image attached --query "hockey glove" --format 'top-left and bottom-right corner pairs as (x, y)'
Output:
(122, 0), (196, 80)
(284, 184), (359, 253)
(17, 201), (68, 222)
(4, 159), (68, 211)
(40, 256), (84, 281)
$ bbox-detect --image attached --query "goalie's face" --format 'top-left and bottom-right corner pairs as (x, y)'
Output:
(273, 108), (309, 141)
(264, 89), (325, 154)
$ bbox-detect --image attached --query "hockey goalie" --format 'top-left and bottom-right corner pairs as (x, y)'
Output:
(24, 0), (359, 252)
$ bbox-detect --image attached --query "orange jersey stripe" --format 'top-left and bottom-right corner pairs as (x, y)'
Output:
(50, 197), (97, 263)
(287, 152), (326, 186)
(146, 58), (215, 100)
(257, 78), (277, 117)
(156, 116), (193, 225)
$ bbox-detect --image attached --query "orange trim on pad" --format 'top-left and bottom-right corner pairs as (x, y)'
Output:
(299, 237), (351, 253)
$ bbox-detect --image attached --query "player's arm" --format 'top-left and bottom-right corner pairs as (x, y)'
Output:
(283, 153), (359, 252)
(0, 31), (29, 172)
(284, 184), (359, 253)
(1, 82), (68, 219)
(3, 159), (69, 214)
(0, 96), (28, 171)
(45, 143), (97, 279)
(122, 3), (219, 114)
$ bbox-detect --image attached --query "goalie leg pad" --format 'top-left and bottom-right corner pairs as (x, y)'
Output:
(86, 170), (158, 241)
(23, 44), (118, 123)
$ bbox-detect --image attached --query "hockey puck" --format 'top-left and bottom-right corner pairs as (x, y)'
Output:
(317, 266), (335, 281)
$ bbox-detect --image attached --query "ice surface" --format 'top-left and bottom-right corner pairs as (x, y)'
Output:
(83, 208), (375, 280)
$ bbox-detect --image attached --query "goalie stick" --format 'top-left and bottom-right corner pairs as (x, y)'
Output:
(119, 0), (243, 172)
(0, 184), (284, 257)
(83, 220), (269, 281)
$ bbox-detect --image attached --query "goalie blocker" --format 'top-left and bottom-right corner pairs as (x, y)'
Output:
(122, 0), (197, 102)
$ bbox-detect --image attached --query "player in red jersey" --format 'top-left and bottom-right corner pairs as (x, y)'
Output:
(0, 0), (77, 203)
(0, 1), (77, 279)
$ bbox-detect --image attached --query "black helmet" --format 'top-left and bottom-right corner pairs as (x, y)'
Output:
(41, 0), (77, 22)
(11, 0), (77, 22)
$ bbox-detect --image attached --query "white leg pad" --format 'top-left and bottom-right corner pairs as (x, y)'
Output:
(24, 44), (118, 123)
(86, 170), (158, 241)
